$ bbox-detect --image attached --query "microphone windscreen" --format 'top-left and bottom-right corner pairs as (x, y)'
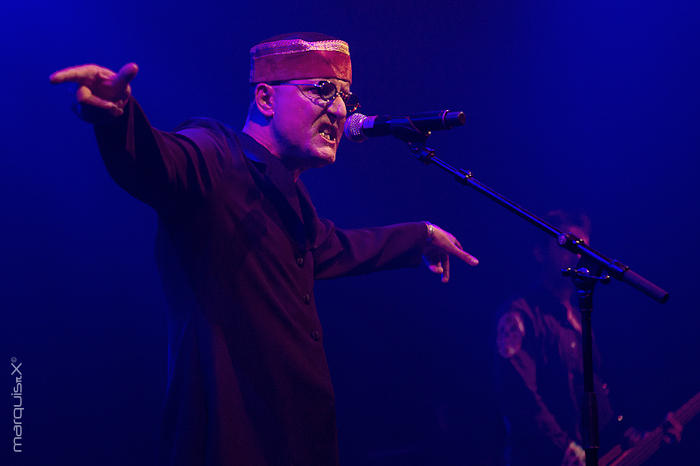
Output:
(344, 113), (368, 142)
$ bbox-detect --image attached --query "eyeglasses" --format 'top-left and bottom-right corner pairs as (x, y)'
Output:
(270, 80), (360, 114)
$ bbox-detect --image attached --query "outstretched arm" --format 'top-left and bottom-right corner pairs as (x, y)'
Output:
(312, 219), (477, 281)
(50, 63), (232, 209)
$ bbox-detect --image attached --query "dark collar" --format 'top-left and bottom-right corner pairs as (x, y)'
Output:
(238, 130), (298, 187)
(237, 131), (275, 166)
(237, 131), (305, 234)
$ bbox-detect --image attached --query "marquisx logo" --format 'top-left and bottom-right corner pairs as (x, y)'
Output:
(10, 357), (23, 453)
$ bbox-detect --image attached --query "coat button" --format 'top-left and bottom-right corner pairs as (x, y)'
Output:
(303, 294), (311, 304)
(296, 256), (304, 267)
(310, 330), (320, 341)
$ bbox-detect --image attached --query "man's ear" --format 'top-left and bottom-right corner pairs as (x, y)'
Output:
(254, 83), (275, 118)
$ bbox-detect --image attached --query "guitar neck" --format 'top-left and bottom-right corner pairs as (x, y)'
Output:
(605, 391), (700, 466)
(613, 428), (664, 466)
(674, 391), (700, 426)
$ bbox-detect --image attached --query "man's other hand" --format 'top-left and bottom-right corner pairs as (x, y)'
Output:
(50, 63), (139, 117)
(561, 441), (585, 466)
(663, 411), (683, 444)
(422, 222), (478, 283)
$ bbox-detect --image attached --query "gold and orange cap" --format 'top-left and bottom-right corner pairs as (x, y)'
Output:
(249, 32), (352, 84)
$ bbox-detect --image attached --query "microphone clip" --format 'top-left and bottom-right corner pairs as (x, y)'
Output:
(386, 117), (433, 144)
(407, 141), (436, 164)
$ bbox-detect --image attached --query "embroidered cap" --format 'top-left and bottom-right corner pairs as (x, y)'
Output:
(249, 32), (352, 84)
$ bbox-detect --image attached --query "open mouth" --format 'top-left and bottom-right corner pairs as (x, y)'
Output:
(318, 123), (338, 144)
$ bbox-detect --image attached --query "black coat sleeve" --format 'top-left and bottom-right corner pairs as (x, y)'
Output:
(312, 218), (428, 279)
(92, 97), (232, 210)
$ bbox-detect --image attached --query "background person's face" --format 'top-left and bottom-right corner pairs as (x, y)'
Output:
(269, 78), (349, 170)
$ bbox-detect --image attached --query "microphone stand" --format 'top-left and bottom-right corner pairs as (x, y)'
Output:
(393, 127), (669, 466)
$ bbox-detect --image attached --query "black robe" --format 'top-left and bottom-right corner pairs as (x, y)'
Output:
(93, 98), (429, 466)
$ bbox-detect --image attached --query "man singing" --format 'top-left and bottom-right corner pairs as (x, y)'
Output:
(50, 32), (478, 465)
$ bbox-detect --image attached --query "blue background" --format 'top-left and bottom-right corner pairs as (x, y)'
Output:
(3, 1), (700, 464)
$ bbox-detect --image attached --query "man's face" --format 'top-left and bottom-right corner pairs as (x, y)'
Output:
(268, 78), (349, 169)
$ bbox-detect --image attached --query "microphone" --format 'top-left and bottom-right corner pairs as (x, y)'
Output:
(344, 110), (466, 143)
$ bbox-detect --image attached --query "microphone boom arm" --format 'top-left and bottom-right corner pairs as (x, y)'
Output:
(406, 141), (669, 303)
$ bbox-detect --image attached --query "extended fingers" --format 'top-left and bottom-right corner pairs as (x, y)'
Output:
(425, 257), (450, 283)
(442, 239), (478, 266)
(50, 64), (112, 85)
(442, 256), (450, 283)
(456, 248), (479, 266)
(450, 239), (478, 266)
(431, 225), (478, 266)
(49, 63), (137, 99)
